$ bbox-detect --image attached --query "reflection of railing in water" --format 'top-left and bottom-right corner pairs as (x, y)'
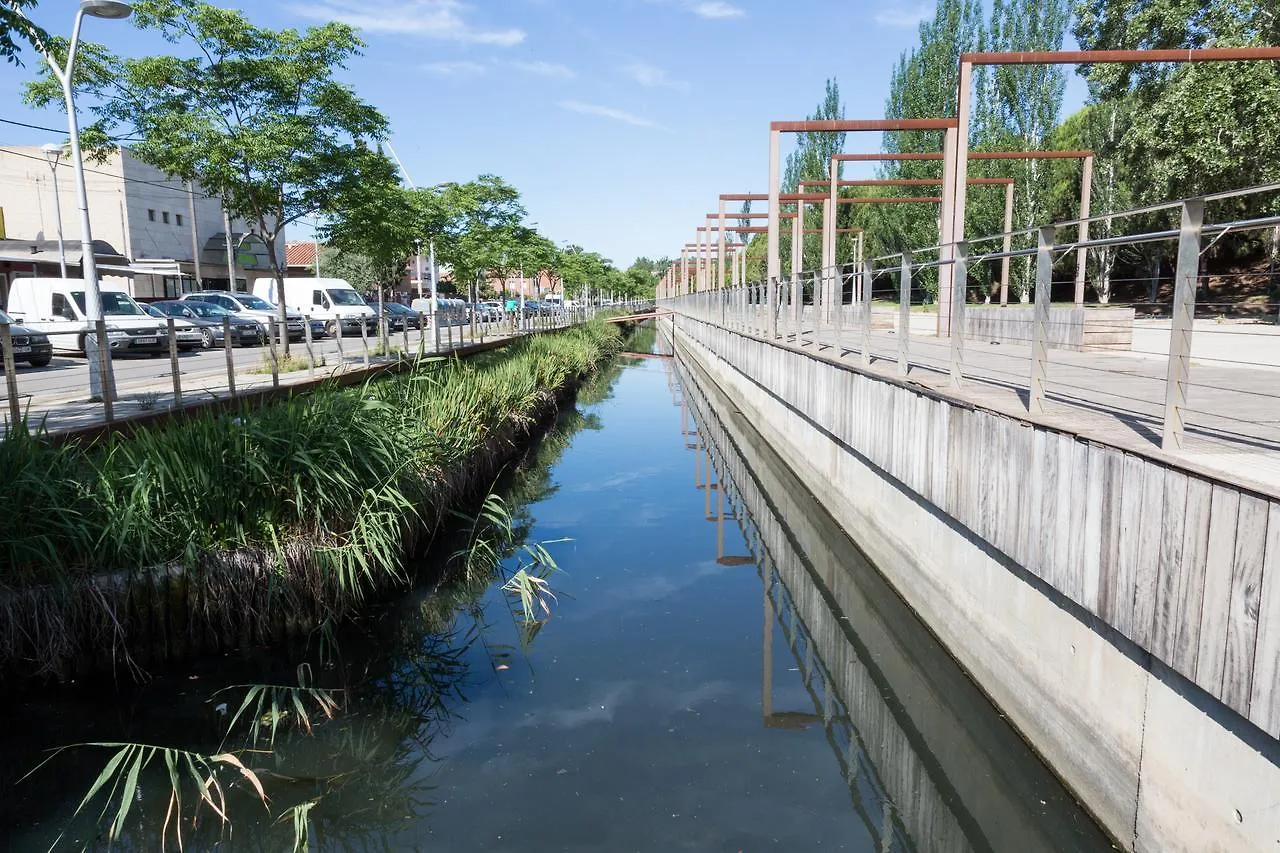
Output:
(661, 340), (973, 853)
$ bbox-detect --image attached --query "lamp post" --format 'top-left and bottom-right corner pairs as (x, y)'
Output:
(40, 143), (67, 278)
(24, 0), (133, 401)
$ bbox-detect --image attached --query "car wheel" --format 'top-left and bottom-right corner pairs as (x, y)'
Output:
(28, 356), (51, 368)
(201, 328), (216, 348)
(324, 320), (336, 336)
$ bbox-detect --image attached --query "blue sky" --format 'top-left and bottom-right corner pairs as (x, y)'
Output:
(1, 0), (1087, 268)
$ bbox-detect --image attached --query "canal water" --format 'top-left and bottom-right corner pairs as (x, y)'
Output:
(0, 326), (1112, 851)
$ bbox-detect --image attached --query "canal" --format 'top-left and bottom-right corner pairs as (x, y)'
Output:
(0, 324), (1112, 851)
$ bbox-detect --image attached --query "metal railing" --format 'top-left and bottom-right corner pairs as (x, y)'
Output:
(661, 184), (1280, 484)
(0, 300), (634, 437)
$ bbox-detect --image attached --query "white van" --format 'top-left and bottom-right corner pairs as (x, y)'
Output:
(253, 277), (375, 336)
(6, 277), (168, 355)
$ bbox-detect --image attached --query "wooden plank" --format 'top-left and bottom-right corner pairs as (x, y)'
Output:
(1052, 432), (1076, 597)
(1080, 443), (1106, 615)
(1025, 427), (1048, 579)
(1150, 469), (1189, 664)
(1195, 485), (1242, 698)
(1172, 476), (1213, 677)
(1039, 429), (1061, 585)
(1064, 437), (1089, 603)
(1131, 462), (1169, 649)
(946, 406), (966, 522)
(1111, 453), (1147, 640)
(1007, 421), (1032, 568)
(1222, 493), (1269, 716)
(1249, 501), (1280, 737)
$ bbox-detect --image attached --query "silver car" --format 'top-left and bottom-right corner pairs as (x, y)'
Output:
(181, 291), (305, 342)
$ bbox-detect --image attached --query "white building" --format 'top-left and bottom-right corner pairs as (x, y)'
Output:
(0, 145), (279, 305)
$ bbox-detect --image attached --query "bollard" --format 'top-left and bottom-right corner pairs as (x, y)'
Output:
(1, 323), (21, 427)
(167, 317), (182, 408)
(95, 319), (114, 422)
(898, 252), (912, 376)
(223, 316), (236, 395)
(268, 319), (280, 389)
(304, 315), (315, 379)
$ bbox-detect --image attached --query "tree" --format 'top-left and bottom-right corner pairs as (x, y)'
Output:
(26, 0), (389, 352)
(1, 0), (45, 66)
(314, 245), (378, 292)
(557, 246), (610, 301)
(435, 176), (527, 301)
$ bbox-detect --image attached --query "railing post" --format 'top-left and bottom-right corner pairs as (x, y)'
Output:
(898, 251), (912, 376)
(1, 323), (21, 427)
(1029, 225), (1055, 414)
(360, 317), (370, 368)
(1162, 199), (1204, 452)
(267, 319), (280, 389)
(861, 261), (873, 366)
(304, 314), (315, 379)
(949, 241), (968, 388)
(223, 316), (236, 395)
(95, 319), (114, 422)
(402, 316), (410, 356)
(767, 277), (778, 339)
(833, 268), (844, 357)
(334, 315), (344, 362)
(167, 317), (182, 409)
(811, 270), (821, 348)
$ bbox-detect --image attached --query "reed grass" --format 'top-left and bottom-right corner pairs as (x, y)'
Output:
(0, 320), (624, 680)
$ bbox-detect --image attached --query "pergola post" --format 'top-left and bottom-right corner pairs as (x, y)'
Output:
(1075, 153), (1094, 306)
(1162, 199), (1204, 452)
(938, 126), (959, 336)
(766, 128), (781, 339)
(791, 205), (803, 338)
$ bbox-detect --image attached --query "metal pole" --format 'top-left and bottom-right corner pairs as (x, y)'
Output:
(898, 252), (912, 376)
(268, 319), (280, 389)
(1029, 226), (1054, 414)
(1, 324), (22, 427)
(186, 180), (202, 290)
(360, 315), (370, 367)
(222, 316), (236, 395)
(46, 153), (67, 278)
(861, 261), (873, 366)
(429, 239), (441, 353)
(950, 242), (968, 387)
(167, 317), (181, 408)
(1075, 154), (1094, 307)
(222, 206), (236, 291)
(415, 239), (424, 299)
(94, 319), (113, 421)
(304, 314), (315, 378)
(1161, 199), (1204, 452)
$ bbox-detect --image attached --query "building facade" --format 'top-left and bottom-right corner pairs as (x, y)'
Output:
(0, 146), (279, 305)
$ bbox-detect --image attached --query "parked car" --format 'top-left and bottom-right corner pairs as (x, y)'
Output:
(150, 300), (263, 348)
(477, 300), (504, 322)
(180, 291), (305, 342)
(381, 301), (423, 330)
(140, 303), (205, 351)
(6, 278), (169, 355)
(0, 309), (53, 367)
(309, 318), (327, 340)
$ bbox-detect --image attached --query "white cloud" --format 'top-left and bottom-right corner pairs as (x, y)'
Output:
(288, 0), (526, 46)
(422, 60), (486, 75)
(511, 60), (574, 78)
(621, 61), (688, 91)
(557, 100), (668, 131)
(874, 2), (931, 27)
(691, 1), (744, 18)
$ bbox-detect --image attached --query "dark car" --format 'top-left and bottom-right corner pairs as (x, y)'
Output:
(382, 301), (424, 330)
(151, 300), (263, 348)
(140, 303), (206, 351)
(0, 309), (53, 367)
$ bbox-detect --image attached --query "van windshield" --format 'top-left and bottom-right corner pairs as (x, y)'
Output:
(327, 289), (367, 306)
(72, 291), (144, 316)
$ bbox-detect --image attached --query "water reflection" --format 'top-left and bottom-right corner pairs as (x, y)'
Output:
(663, 332), (1111, 852)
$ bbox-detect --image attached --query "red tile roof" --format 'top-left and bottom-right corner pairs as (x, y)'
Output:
(286, 242), (319, 267)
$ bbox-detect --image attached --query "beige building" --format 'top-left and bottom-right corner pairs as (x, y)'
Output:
(0, 146), (277, 305)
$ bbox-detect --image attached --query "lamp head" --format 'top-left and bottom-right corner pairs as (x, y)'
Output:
(41, 143), (65, 162)
(80, 0), (133, 20)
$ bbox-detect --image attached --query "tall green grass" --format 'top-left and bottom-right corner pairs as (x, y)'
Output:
(0, 320), (624, 679)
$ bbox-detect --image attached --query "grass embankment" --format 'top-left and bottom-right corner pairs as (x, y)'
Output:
(0, 320), (624, 680)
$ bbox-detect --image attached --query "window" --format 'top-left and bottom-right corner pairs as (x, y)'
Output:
(313, 290), (325, 306)
(147, 209), (156, 222)
(162, 211), (170, 224)
(51, 293), (77, 321)
(175, 214), (183, 227)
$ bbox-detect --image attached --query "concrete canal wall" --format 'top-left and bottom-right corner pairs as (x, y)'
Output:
(667, 312), (1280, 853)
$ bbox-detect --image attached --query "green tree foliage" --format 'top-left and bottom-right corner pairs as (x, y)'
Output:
(1, 0), (45, 66)
(313, 245), (379, 294)
(782, 78), (845, 272)
(556, 246), (610, 300)
(25, 0), (388, 350)
(433, 176), (528, 299)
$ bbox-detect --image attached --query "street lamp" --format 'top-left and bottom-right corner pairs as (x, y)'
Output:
(21, 0), (134, 401)
(40, 143), (67, 278)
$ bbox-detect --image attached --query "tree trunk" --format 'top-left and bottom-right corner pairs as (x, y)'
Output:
(258, 218), (291, 357)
